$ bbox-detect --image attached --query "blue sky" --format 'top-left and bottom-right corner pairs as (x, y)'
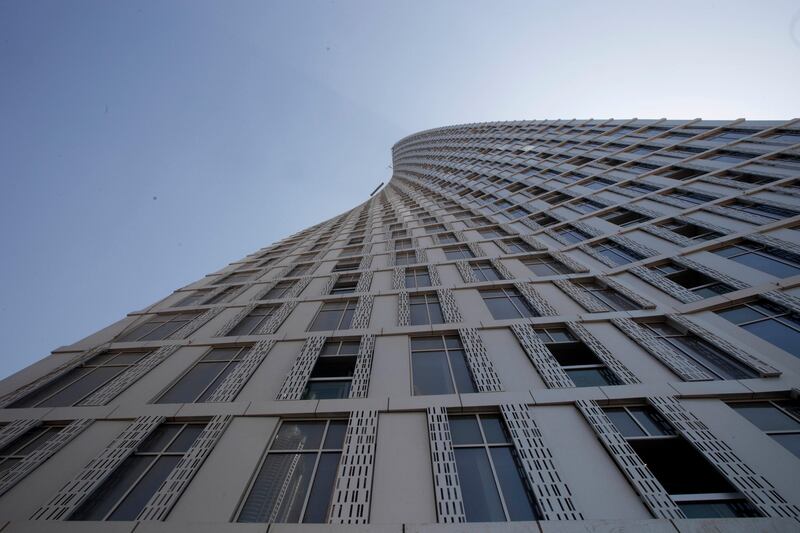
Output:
(0, 0), (799, 378)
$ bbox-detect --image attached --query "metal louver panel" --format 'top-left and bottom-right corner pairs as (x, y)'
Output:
(349, 335), (376, 399)
(514, 282), (558, 316)
(566, 321), (640, 384)
(437, 288), (462, 323)
(499, 403), (582, 520)
(458, 328), (502, 392)
(328, 409), (379, 524)
(510, 323), (574, 388)
(426, 406), (466, 523)
(205, 340), (276, 402)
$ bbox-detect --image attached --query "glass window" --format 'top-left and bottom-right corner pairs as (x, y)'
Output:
(156, 346), (252, 403)
(535, 328), (623, 387)
(450, 414), (539, 522)
(405, 267), (431, 289)
(394, 250), (417, 266)
(601, 209), (650, 227)
(9, 350), (150, 408)
(70, 422), (205, 521)
(480, 288), (538, 320)
(410, 335), (476, 395)
(237, 419), (346, 523)
(555, 226), (591, 244)
(642, 322), (758, 379)
(591, 241), (645, 266)
(503, 239), (535, 254)
(218, 271), (256, 284)
(117, 312), (201, 342)
(659, 220), (722, 242)
(409, 293), (444, 325)
(471, 262), (502, 282)
(332, 259), (360, 272)
(717, 300), (800, 358)
(522, 256), (573, 276)
(264, 281), (296, 299)
(330, 274), (360, 295)
(725, 200), (798, 222)
(228, 305), (279, 336)
(444, 245), (475, 260)
(573, 280), (640, 311)
(650, 263), (734, 298)
(715, 242), (800, 278)
(302, 340), (359, 400)
(0, 423), (67, 476)
(308, 300), (359, 331)
(601, 407), (760, 519)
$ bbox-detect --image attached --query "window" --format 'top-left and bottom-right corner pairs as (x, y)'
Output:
(237, 419), (345, 523)
(530, 212), (559, 227)
(728, 401), (800, 458)
(410, 335), (476, 395)
(394, 238), (413, 250)
(623, 181), (659, 195)
(174, 286), (240, 307)
(534, 327), (623, 386)
(338, 246), (360, 257)
(302, 340), (359, 399)
(309, 300), (358, 331)
(444, 244), (475, 260)
(156, 346), (252, 403)
(604, 406), (759, 519)
(0, 423), (67, 475)
(227, 305), (279, 336)
(570, 199), (605, 214)
(573, 280), (640, 310)
(117, 312), (201, 342)
(658, 220), (722, 241)
(555, 226), (592, 244)
(725, 200), (799, 221)
(471, 262), (502, 282)
(480, 288), (537, 320)
(410, 293), (444, 325)
(426, 224), (445, 234)
(264, 281), (295, 299)
(502, 238), (535, 254)
(479, 227), (508, 239)
(391, 229), (408, 239)
(650, 262), (734, 298)
(664, 190), (716, 205)
(449, 414), (539, 522)
(405, 267), (431, 288)
(591, 241), (645, 266)
(437, 232), (459, 244)
(395, 250), (417, 266)
(330, 274), (360, 295)
(70, 422), (206, 521)
(717, 300), (800, 358)
(601, 208), (651, 227)
(9, 349), (151, 408)
(714, 242), (800, 278)
(332, 259), (360, 272)
(641, 322), (757, 379)
(218, 271), (256, 284)
(522, 255), (573, 276)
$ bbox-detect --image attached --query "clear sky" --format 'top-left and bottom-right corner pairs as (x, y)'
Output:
(0, 0), (799, 379)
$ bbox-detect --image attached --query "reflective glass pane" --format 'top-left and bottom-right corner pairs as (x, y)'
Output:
(731, 253), (800, 278)
(139, 425), (182, 452)
(109, 455), (180, 520)
(772, 433), (800, 459)
(271, 421), (325, 450)
(156, 362), (227, 404)
(490, 447), (538, 521)
(743, 320), (800, 357)
(454, 448), (505, 522)
(238, 453), (316, 523)
(303, 380), (351, 400)
(679, 500), (761, 518)
(411, 337), (444, 350)
(448, 350), (477, 394)
(604, 409), (646, 437)
(485, 297), (521, 320)
(565, 368), (619, 387)
(480, 415), (510, 444)
(70, 455), (155, 520)
(38, 366), (125, 407)
(629, 407), (675, 436)
(166, 424), (205, 452)
(323, 421), (348, 449)
(732, 403), (800, 431)
(302, 452), (340, 523)
(449, 416), (482, 445)
(412, 352), (454, 395)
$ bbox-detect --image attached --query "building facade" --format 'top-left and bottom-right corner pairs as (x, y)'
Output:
(1, 118), (800, 532)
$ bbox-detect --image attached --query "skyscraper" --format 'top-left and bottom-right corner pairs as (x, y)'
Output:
(1, 118), (800, 531)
